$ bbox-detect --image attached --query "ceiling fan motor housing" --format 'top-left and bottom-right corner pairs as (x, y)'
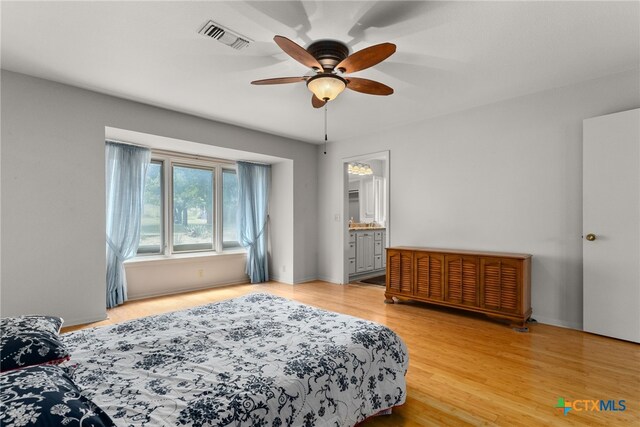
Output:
(306, 40), (350, 71)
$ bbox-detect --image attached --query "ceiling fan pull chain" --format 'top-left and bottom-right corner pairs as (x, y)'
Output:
(324, 104), (328, 155)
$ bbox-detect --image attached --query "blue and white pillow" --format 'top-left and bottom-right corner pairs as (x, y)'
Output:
(0, 364), (115, 427)
(1, 315), (70, 372)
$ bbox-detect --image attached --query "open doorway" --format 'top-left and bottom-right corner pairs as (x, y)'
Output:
(342, 151), (390, 285)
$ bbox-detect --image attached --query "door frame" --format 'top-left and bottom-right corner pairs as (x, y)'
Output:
(341, 150), (390, 284)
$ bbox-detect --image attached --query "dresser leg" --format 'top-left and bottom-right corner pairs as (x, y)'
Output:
(512, 319), (529, 332)
(384, 294), (395, 304)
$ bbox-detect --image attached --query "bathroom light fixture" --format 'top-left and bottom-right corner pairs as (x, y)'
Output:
(348, 162), (373, 175)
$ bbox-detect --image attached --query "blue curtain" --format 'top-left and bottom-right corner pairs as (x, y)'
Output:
(237, 161), (271, 283)
(105, 141), (150, 308)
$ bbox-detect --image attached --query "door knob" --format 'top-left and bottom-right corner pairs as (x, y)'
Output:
(585, 233), (596, 241)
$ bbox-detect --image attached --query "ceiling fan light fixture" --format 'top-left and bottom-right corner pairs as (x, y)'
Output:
(307, 74), (347, 101)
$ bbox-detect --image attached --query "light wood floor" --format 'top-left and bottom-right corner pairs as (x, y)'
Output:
(62, 281), (639, 426)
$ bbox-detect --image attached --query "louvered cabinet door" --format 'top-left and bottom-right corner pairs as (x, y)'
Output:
(480, 257), (522, 314)
(387, 250), (412, 295)
(445, 255), (479, 306)
(414, 252), (444, 300)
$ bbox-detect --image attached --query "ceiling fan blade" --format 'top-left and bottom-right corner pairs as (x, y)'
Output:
(335, 43), (396, 74)
(347, 1), (432, 46)
(274, 35), (323, 70)
(312, 94), (326, 108)
(346, 77), (394, 96)
(244, 2), (314, 45)
(251, 77), (308, 85)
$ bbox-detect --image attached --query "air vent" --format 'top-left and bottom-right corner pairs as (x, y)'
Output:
(198, 20), (252, 50)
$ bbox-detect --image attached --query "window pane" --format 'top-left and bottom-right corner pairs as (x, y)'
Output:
(172, 165), (214, 252)
(138, 161), (163, 255)
(222, 169), (240, 248)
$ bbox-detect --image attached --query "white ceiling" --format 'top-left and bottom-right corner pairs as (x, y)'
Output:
(2, 1), (638, 144)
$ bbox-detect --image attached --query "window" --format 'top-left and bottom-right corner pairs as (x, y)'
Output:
(136, 154), (240, 256)
(138, 161), (163, 254)
(222, 169), (240, 248)
(172, 165), (214, 252)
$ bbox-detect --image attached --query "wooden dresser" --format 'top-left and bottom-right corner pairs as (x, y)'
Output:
(385, 247), (532, 329)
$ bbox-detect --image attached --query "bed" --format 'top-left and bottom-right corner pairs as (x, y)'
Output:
(60, 293), (409, 426)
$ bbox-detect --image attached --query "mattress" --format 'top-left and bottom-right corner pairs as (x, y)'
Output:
(62, 293), (409, 426)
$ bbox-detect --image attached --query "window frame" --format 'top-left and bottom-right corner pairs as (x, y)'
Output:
(170, 162), (216, 254)
(136, 152), (240, 257)
(221, 168), (241, 249)
(137, 159), (165, 255)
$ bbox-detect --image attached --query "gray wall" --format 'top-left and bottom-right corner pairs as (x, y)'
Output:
(269, 160), (294, 283)
(3, 67), (639, 329)
(1, 70), (318, 324)
(317, 69), (640, 328)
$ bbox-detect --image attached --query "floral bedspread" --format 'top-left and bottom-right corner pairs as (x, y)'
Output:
(62, 293), (409, 426)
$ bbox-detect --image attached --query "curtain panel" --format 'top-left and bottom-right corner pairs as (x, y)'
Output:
(105, 142), (150, 308)
(237, 161), (271, 283)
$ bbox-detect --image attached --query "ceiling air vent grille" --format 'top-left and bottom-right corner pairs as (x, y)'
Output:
(198, 20), (252, 50)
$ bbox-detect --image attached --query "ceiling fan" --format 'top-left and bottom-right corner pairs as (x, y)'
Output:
(251, 36), (396, 108)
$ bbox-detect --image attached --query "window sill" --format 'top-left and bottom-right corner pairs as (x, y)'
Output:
(125, 249), (246, 267)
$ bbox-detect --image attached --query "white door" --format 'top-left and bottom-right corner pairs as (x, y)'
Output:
(583, 108), (639, 343)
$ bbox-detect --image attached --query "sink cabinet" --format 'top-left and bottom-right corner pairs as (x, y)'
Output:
(356, 232), (374, 273)
(349, 229), (386, 279)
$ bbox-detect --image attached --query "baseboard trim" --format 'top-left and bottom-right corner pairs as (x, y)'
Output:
(127, 278), (250, 301)
(269, 274), (294, 284)
(294, 275), (322, 284)
(271, 279), (295, 285)
(63, 314), (108, 328)
(316, 275), (341, 284)
(532, 315), (582, 331)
